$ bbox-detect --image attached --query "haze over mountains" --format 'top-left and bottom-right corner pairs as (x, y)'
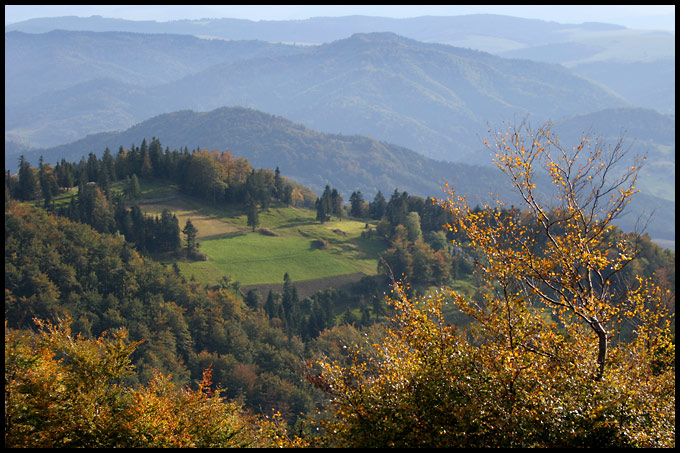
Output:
(4, 14), (675, 244)
(7, 29), (629, 158)
(7, 13), (673, 114)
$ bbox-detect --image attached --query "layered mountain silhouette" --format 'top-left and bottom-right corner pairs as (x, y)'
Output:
(6, 31), (628, 160)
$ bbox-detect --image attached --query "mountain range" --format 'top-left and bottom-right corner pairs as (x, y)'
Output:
(7, 13), (673, 113)
(7, 30), (629, 161)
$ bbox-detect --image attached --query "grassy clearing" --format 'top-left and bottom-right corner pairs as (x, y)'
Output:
(197, 234), (364, 285)
(47, 179), (387, 286)
(131, 182), (386, 286)
(175, 214), (385, 285)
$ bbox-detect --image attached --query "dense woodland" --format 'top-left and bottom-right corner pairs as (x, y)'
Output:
(5, 131), (675, 447)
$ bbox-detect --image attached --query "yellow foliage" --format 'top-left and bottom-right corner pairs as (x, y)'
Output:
(308, 123), (674, 447)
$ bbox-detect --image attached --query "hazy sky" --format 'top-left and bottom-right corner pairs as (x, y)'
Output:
(4, 5), (676, 32)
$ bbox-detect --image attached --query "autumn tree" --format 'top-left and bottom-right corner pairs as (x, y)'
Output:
(308, 122), (675, 448)
(447, 121), (651, 381)
(4, 319), (302, 448)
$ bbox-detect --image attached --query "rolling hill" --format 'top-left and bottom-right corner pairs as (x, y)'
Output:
(12, 105), (674, 244)
(7, 13), (672, 116)
(13, 106), (510, 204)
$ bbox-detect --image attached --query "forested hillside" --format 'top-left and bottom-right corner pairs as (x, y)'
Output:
(15, 107), (508, 202)
(5, 125), (674, 447)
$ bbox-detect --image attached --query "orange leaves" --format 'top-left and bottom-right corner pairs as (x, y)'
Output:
(4, 319), (295, 448)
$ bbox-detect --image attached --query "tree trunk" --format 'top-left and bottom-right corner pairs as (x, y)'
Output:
(592, 317), (608, 381)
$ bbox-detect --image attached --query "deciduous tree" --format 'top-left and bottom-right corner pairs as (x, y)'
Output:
(308, 122), (675, 448)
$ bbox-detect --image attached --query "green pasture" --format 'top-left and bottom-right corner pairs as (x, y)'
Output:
(192, 234), (363, 285)
(174, 214), (385, 285)
(131, 181), (386, 285)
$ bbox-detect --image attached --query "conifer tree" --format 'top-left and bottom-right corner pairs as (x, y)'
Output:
(246, 196), (260, 232)
(182, 218), (199, 256)
(370, 190), (387, 220)
(315, 197), (328, 223)
(331, 188), (343, 219)
(350, 190), (365, 218)
(17, 155), (39, 201)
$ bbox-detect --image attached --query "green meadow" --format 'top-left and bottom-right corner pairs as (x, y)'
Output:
(132, 180), (386, 286)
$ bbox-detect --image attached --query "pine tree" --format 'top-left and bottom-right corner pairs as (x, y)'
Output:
(274, 166), (283, 200)
(182, 218), (199, 255)
(126, 174), (141, 200)
(331, 188), (343, 220)
(315, 197), (327, 223)
(17, 155), (39, 201)
(350, 191), (365, 218)
(370, 190), (387, 220)
(246, 197), (260, 232)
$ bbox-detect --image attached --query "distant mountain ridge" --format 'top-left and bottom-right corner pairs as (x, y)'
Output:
(4, 30), (305, 106)
(4, 14), (629, 49)
(6, 31), (628, 160)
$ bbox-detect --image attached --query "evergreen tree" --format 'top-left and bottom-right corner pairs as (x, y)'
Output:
(331, 188), (343, 219)
(148, 137), (164, 178)
(86, 152), (100, 183)
(315, 197), (328, 223)
(125, 174), (141, 200)
(370, 190), (387, 220)
(101, 147), (117, 181)
(350, 191), (365, 218)
(386, 189), (408, 227)
(159, 209), (181, 252)
(140, 148), (153, 178)
(17, 155), (39, 201)
(244, 289), (261, 308)
(55, 159), (75, 189)
(274, 166), (283, 200)
(182, 218), (199, 256)
(321, 185), (333, 216)
(264, 290), (278, 319)
(246, 196), (260, 232)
